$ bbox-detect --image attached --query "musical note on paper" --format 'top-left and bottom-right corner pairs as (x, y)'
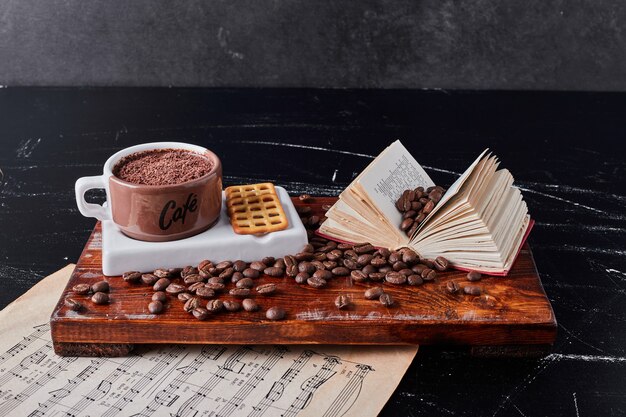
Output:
(0, 266), (418, 417)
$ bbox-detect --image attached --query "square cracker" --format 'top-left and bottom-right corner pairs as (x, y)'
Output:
(225, 183), (289, 234)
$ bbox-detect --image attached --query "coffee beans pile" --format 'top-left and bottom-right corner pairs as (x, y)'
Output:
(395, 185), (446, 237)
(68, 280), (110, 308)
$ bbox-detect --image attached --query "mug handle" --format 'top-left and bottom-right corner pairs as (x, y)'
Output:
(75, 175), (110, 220)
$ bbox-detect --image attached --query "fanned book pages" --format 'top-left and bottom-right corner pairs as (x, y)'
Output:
(318, 140), (532, 275)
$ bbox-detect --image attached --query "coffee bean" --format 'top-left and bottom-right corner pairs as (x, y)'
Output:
(421, 258), (435, 268)
(266, 306), (286, 321)
(152, 291), (167, 302)
(388, 252), (402, 263)
(198, 264), (213, 279)
(343, 249), (358, 261)
(464, 285), (482, 296)
(153, 278), (171, 292)
(423, 200), (435, 214)
(342, 258), (358, 270)
(421, 268), (437, 281)
(122, 271), (141, 283)
(335, 294), (351, 309)
(351, 270), (368, 282)
(231, 272), (244, 283)
(262, 256), (276, 266)
(385, 271), (407, 285)
(192, 307), (209, 320)
(215, 261), (232, 272)
(206, 299), (224, 313)
(198, 259), (213, 271)
(298, 262), (316, 274)
(369, 272), (385, 281)
(240, 268), (259, 279)
(188, 282), (205, 293)
(181, 265), (198, 278)
(91, 292), (109, 305)
(357, 254), (373, 266)
(250, 261), (266, 271)
(308, 215), (320, 227)
(378, 248), (392, 258)
(407, 223), (419, 237)
(392, 261), (408, 271)
(403, 210), (416, 219)
(233, 278), (252, 290)
(379, 265), (393, 274)
(379, 293), (394, 307)
(165, 283), (187, 295)
(205, 282), (226, 292)
(229, 288), (251, 297)
(256, 283), (277, 295)
(296, 205), (312, 215)
(178, 292), (193, 302)
(369, 257), (386, 268)
(301, 243), (315, 253)
(446, 281), (460, 294)
(364, 287), (384, 300)
(273, 258), (286, 269)
(326, 250), (342, 261)
(321, 203), (333, 211)
(264, 267), (284, 277)
(322, 260), (337, 270)
(219, 267), (234, 280)
(402, 249), (419, 265)
(153, 268), (171, 278)
(298, 193), (312, 202)
(467, 271), (482, 282)
(362, 264), (376, 275)
(184, 297), (201, 312)
(208, 276), (224, 285)
(311, 260), (326, 270)
(407, 274), (423, 286)
(64, 298), (82, 311)
(170, 267), (183, 276)
(313, 252), (327, 261)
(295, 272), (309, 284)
(72, 283), (91, 295)
(312, 269), (332, 281)
(434, 256), (449, 271)
(400, 218), (414, 231)
(233, 260), (247, 272)
(148, 300), (164, 314)
(196, 287), (216, 299)
(331, 266), (350, 276)
(284, 255), (297, 269)
(295, 252), (314, 262)
(307, 276), (327, 288)
(184, 274), (204, 285)
(286, 264), (298, 277)
(354, 243), (375, 254)
(242, 298), (259, 312)
(399, 268), (414, 276)
(223, 300), (241, 312)
(91, 280), (109, 293)
(411, 264), (427, 274)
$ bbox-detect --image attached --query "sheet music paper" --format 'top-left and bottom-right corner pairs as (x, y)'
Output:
(0, 265), (418, 417)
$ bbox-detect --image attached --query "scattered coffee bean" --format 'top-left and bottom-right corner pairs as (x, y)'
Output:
(342, 258), (358, 270)
(205, 282), (226, 292)
(181, 265), (198, 278)
(392, 261), (408, 271)
(122, 271), (141, 283)
(298, 194), (312, 202)
(184, 297), (201, 312)
(399, 268), (414, 276)
(385, 271), (407, 285)
(219, 267), (234, 280)
(91, 280), (109, 293)
(266, 306), (286, 320)
(354, 243), (375, 254)
(362, 264), (376, 275)
(178, 292), (193, 302)
(231, 272), (244, 283)
(208, 276), (224, 285)
(141, 273), (159, 285)
(295, 252), (314, 262)
(307, 276), (327, 288)
(236, 278), (254, 289)
(262, 256), (276, 266)
(357, 254), (373, 266)
(335, 294), (351, 309)
(421, 268), (437, 282)
(192, 307), (209, 320)
(467, 271), (482, 282)
(243, 268), (260, 278)
(215, 261), (232, 272)
(256, 283), (277, 295)
(298, 262), (316, 274)
(184, 274), (204, 284)
(152, 291), (167, 302)
(64, 298), (82, 311)
(351, 270), (368, 282)
(148, 300), (164, 314)
(223, 300), (241, 312)
(312, 269), (332, 281)
(446, 281), (460, 294)
(264, 267), (284, 277)
(233, 260), (247, 272)
(206, 299), (224, 312)
(153, 278), (171, 292)
(321, 203), (333, 211)
(188, 282), (205, 293)
(368, 272), (385, 281)
(370, 257), (387, 267)
(463, 285), (482, 296)
(273, 258), (286, 269)
(407, 274), (423, 286)
(364, 287), (384, 300)
(72, 283), (91, 295)
(91, 292), (109, 305)
(196, 287), (216, 299)
(331, 266), (350, 276)
(434, 256), (449, 271)
(411, 264), (427, 274)
(402, 249), (419, 264)
(165, 283), (187, 295)
(153, 268), (171, 278)
(229, 288), (251, 297)
(388, 252), (401, 263)
(295, 272), (310, 284)
(379, 293), (394, 307)
(302, 243), (315, 253)
(242, 298), (259, 312)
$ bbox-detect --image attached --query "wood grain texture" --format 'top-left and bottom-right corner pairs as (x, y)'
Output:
(50, 197), (557, 353)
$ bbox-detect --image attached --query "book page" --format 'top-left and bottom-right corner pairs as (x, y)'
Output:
(0, 266), (418, 417)
(357, 140), (435, 227)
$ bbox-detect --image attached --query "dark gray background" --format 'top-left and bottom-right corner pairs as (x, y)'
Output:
(1, 0), (625, 89)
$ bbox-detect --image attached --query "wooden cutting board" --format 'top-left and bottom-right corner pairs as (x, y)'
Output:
(50, 197), (557, 357)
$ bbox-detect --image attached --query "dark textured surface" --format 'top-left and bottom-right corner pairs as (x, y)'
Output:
(1, 0), (626, 90)
(1, 88), (625, 416)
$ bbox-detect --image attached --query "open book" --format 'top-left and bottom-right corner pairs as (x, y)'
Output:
(318, 140), (531, 275)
